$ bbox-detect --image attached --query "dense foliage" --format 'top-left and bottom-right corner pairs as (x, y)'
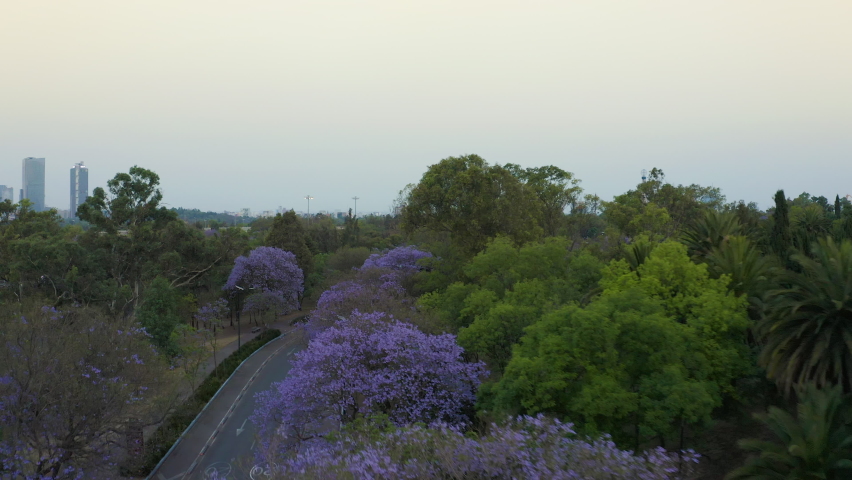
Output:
(245, 415), (698, 480)
(6, 157), (852, 478)
(252, 312), (485, 457)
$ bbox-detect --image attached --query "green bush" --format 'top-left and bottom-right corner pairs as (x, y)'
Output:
(121, 329), (281, 476)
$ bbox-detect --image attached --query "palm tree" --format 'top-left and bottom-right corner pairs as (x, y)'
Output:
(706, 235), (779, 322)
(726, 385), (852, 480)
(794, 204), (833, 257)
(682, 209), (742, 261)
(759, 238), (852, 393)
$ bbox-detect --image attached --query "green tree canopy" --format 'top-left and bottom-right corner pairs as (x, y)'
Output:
(265, 210), (314, 276)
(488, 241), (750, 445)
(401, 154), (544, 255)
(77, 166), (176, 232)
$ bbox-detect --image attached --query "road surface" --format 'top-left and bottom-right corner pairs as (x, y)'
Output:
(151, 331), (303, 480)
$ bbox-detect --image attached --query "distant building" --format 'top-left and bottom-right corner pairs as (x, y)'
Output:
(69, 162), (89, 218)
(22, 157), (46, 211)
(0, 185), (13, 202)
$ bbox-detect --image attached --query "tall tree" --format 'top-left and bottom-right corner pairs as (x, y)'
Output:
(401, 155), (543, 255)
(76, 166), (175, 232)
(0, 304), (168, 478)
(223, 246), (304, 313)
(759, 238), (852, 393)
(136, 276), (182, 356)
(252, 311), (486, 454)
(836, 195), (843, 219)
(488, 242), (750, 445)
(726, 385), (852, 480)
(265, 210), (313, 276)
(770, 189), (792, 262)
(504, 163), (582, 236)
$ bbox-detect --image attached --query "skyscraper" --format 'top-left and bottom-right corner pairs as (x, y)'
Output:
(22, 157), (45, 211)
(70, 162), (89, 218)
(0, 185), (13, 202)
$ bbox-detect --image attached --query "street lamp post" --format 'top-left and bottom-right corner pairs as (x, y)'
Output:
(304, 195), (314, 223)
(352, 196), (359, 219)
(235, 286), (244, 349)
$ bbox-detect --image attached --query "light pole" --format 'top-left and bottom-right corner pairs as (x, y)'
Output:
(352, 196), (359, 219)
(304, 195), (314, 223)
(235, 285), (245, 349)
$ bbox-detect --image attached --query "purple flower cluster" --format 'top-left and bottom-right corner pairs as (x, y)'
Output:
(308, 246), (432, 335)
(359, 245), (433, 272)
(263, 415), (698, 479)
(194, 298), (228, 326)
(1, 306), (156, 478)
(252, 311), (486, 457)
(224, 246), (304, 313)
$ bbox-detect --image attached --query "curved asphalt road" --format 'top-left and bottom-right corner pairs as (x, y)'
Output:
(150, 331), (303, 480)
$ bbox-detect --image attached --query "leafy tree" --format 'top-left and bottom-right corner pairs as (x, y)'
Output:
(305, 215), (340, 254)
(252, 311), (486, 454)
(836, 195), (843, 219)
(423, 237), (602, 335)
(504, 163), (582, 236)
(401, 154), (543, 255)
(0, 304), (168, 478)
(170, 323), (210, 391)
(488, 242), (750, 445)
(194, 299), (228, 378)
(76, 166), (175, 232)
(759, 238), (852, 393)
(136, 276), (182, 356)
(726, 385), (852, 480)
(603, 168), (723, 239)
(265, 211), (313, 276)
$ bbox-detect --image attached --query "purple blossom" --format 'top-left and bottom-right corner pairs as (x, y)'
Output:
(223, 246), (304, 311)
(360, 245), (432, 272)
(252, 311), (487, 456)
(262, 415), (699, 479)
(195, 298), (228, 326)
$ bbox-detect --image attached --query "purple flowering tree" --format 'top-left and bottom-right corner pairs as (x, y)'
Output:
(223, 246), (304, 313)
(252, 311), (486, 457)
(0, 305), (167, 479)
(242, 291), (292, 328)
(259, 415), (699, 479)
(359, 245), (433, 272)
(194, 298), (228, 377)
(306, 246), (433, 335)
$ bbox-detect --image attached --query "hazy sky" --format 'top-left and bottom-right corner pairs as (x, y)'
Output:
(2, 1), (850, 214)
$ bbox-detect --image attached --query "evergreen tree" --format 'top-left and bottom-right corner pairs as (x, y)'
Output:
(265, 210), (313, 276)
(770, 190), (792, 262)
(836, 194), (842, 219)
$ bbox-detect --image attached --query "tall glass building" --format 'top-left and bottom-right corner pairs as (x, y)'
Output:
(70, 162), (89, 218)
(22, 157), (46, 211)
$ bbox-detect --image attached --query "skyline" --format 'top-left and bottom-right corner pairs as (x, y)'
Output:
(2, 1), (851, 213)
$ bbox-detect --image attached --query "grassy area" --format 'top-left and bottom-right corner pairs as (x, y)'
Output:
(121, 329), (281, 476)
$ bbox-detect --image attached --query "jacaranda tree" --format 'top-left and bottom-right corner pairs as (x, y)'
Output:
(0, 304), (167, 479)
(252, 311), (486, 458)
(223, 246), (304, 313)
(246, 415), (698, 480)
